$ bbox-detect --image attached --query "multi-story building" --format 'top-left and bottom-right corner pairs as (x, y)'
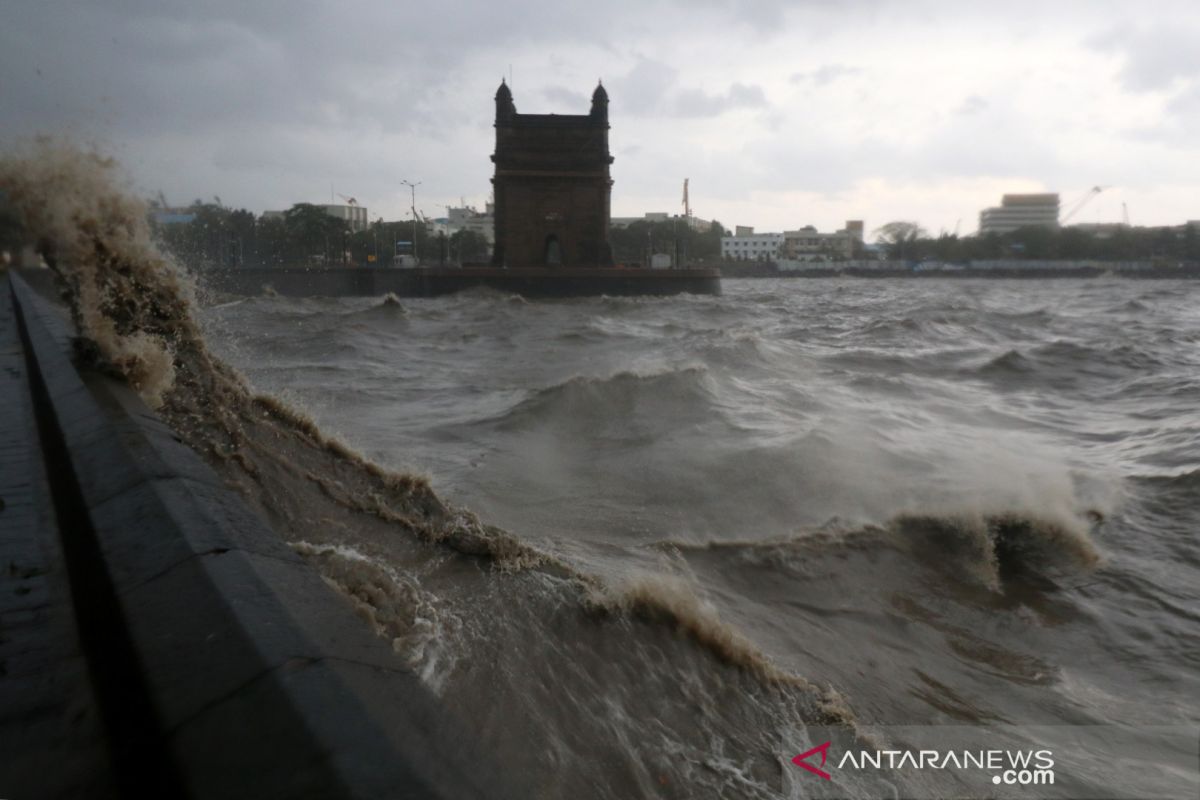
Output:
(722, 220), (864, 262)
(979, 194), (1060, 235)
(781, 221), (863, 261)
(438, 203), (495, 244)
(721, 228), (784, 260)
(318, 203), (369, 232)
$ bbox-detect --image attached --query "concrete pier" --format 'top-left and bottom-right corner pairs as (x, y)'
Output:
(0, 271), (514, 799)
(203, 265), (722, 298)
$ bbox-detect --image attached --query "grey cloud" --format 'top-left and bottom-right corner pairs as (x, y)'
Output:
(6, 0), (1200, 229)
(613, 58), (768, 118)
(667, 0), (893, 35)
(0, 0), (841, 150)
(734, 89), (1068, 199)
(1167, 83), (1200, 117)
(542, 86), (589, 109)
(672, 82), (767, 117)
(0, 0), (655, 136)
(1088, 24), (1200, 92)
(0, 4), (427, 137)
(5, 0), (708, 216)
(611, 58), (678, 115)
(674, 0), (787, 32)
(1123, 83), (1200, 148)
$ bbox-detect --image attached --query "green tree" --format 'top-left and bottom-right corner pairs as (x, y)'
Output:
(154, 201), (238, 269)
(285, 203), (349, 266)
(1184, 223), (1199, 262)
(873, 221), (927, 261)
(1009, 225), (1058, 259)
(608, 217), (719, 266)
(254, 216), (288, 266)
(449, 229), (490, 264)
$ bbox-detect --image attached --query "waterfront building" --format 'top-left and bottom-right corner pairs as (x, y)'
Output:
(490, 80), (614, 267)
(437, 203), (495, 244)
(781, 221), (863, 261)
(979, 194), (1060, 235)
(721, 229), (784, 260)
(722, 220), (862, 262)
(317, 203), (369, 232)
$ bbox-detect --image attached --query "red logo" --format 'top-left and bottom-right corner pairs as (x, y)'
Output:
(792, 741), (832, 780)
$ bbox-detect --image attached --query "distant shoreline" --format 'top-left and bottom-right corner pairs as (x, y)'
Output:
(715, 264), (1200, 280)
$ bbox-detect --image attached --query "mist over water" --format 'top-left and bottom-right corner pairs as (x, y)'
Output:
(204, 278), (1200, 793)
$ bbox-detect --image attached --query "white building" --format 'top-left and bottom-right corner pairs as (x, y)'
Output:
(433, 203), (495, 245)
(722, 220), (863, 262)
(979, 194), (1060, 235)
(318, 203), (369, 232)
(721, 228), (784, 260)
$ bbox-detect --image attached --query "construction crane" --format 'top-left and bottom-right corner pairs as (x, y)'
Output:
(337, 193), (359, 206)
(1061, 186), (1108, 224)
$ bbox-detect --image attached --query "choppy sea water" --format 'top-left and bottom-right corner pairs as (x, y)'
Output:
(203, 277), (1200, 797)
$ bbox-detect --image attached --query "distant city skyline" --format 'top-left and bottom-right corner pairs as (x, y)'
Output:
(3, 1), (1198, 237)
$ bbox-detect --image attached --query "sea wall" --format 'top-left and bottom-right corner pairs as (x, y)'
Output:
(1, 271), (515, 799)
(202, 265), (721, 298)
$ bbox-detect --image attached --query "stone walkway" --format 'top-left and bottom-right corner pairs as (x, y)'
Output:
(0, 276), (115, 799)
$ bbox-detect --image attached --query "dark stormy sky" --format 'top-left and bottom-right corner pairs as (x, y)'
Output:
(3, 0), (1198, 234)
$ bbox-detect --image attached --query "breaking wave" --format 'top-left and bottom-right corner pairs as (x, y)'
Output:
(658, 508), (1101, 593)
(9, 141), (1195, 799)
(489, 366), (718, 430)
(2, 141), (852, 798)
(887, 510), (1100, 589)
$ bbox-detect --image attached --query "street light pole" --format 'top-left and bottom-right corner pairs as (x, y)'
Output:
(401, 179), (421, 263)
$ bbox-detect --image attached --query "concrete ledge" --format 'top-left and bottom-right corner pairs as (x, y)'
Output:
(0, 278), (115, 797)
(8, 273), (515, 799)
(203, 265), (723, 298)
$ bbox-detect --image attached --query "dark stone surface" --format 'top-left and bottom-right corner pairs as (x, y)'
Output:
(87, 476), (304, 595)
(0, 278), (116, 799)
(6, 273), (517, 798)
(167, 659), (423, 800)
